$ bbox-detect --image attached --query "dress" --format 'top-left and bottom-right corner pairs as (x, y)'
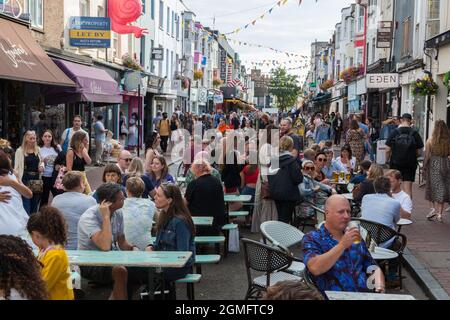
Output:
(425, 155), (450, 204)
(347, 130), (365, 164)
(251, 170), (278, 233)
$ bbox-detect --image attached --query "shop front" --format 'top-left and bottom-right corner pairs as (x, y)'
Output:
(0, 15), (75, 147)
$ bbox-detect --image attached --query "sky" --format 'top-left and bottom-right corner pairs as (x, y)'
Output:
(182, 0), (353, 82)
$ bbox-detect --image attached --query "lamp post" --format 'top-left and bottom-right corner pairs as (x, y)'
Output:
(179, 56), (188, 112)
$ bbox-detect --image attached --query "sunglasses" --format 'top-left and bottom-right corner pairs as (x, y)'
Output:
(317, 158), (327, 162)
(121, 158), (133, 162)
(304, 167), (315, 171)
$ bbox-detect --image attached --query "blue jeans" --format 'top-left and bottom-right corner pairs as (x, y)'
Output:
(365, 141), (375, 162)
(22, 172), (42, 216)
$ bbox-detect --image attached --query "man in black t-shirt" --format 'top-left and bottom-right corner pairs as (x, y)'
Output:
(386, 113), (424, 199)
(280, 117), (304, 159)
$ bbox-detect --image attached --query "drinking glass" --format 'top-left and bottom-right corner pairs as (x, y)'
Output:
(347, 221), (361, 244)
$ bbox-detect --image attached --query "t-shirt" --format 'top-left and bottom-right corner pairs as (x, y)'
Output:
(77, 205), (124, 251)
(39, 146), (59, 178)
(159, 119), (170, 136)
(386, 126), (424, 168)
(61, 128), (89, 146)
(361, 194), (401, 248)
(52, 192), (97, 250)
(38, 246), (74, 300)
(392, 191), (413, 214)
(94, 121), (106, 143)
(334, 157), (356, 174)
(122, 198), (156, 250)
(0, 174), (29, 237)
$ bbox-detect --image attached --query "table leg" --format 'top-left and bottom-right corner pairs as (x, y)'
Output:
(147, 268), (156, 301)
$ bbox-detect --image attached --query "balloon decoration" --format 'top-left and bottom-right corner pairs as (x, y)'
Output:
(108, 0), (148, 38)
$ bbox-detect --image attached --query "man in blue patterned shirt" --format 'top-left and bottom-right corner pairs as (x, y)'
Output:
(302, 195), (385, 294)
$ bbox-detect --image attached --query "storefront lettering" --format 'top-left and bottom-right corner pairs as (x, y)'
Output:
(0, 0), (23, 19)
(90, 81), (103, 94)
(0, 39), (36, 69)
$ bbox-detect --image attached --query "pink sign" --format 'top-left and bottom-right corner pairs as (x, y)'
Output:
(108, 0), (148, 38)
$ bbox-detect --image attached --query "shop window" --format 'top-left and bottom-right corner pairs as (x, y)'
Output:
(426, 0), (440, 39)
(80, 0), (90, 16)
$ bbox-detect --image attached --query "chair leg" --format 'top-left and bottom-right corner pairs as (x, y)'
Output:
(224, 230), (229, 258)
(196, 265), (202, 275)
(398, 255), (403, 290)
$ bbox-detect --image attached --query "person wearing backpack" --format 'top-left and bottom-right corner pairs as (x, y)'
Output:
(268, 136), (303, 224)
(60, 116), (89, 154)
(386, 113), (424, 199)
(157, 113), (171, 154)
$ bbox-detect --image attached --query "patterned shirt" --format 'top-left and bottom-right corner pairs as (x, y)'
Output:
(302, 224), (377, 293)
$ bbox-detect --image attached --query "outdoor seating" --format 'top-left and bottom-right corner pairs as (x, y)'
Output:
(294, 201), (326, 231)
(241, 238), (302, 300)
(260, 221), (306, 277)
(175, 274), (202, 300)
(195, 254), (221, 274)
(352, 218), (408, 289)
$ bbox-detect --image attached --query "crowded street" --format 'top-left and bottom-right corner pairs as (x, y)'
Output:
(1, 0), (450, 306)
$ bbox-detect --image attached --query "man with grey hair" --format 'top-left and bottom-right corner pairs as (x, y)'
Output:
(280, 117), (303, 159)
(302, 195), (385, 294)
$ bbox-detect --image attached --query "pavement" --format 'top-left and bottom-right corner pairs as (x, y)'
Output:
(82, 150), (449, 300)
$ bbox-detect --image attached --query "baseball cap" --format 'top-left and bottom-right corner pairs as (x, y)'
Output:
(401, 113), (412, 120)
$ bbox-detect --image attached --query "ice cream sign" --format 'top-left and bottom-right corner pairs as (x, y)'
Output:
(69, 17), (111, 48)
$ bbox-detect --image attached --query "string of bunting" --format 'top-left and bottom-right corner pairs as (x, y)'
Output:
(224, 0), (294, 35)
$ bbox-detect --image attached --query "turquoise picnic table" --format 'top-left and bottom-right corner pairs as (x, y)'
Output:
(224, 194), (252, 203)
(65, 250), (192, 300)
(192, 216), (214, 226)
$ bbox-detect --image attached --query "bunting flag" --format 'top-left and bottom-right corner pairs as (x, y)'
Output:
(224, 0), (296, 35)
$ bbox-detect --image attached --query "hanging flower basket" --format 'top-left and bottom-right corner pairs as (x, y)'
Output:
(194, 70), (204, 81)
(411, 75), (439, 96)
(213, 78), (223, 88)
(122, 54), (143, 71)
(339, 65), (364, 84)
(319, 79), (334, 91)
(181, 77), (190, 90)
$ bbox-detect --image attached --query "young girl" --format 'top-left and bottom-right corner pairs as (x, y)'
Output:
(0, 235), (49, 300)
(26, 206), (74, 300)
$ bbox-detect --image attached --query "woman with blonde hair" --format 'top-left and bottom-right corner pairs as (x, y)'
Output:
(66, 131), (92, 194)
(424, 120), (450, 222)
(353, 163), (385, 202)
(123, 158), (156, 199)
(14, 130), (45, 215)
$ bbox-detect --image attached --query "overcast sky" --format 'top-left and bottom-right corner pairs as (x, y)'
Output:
(183, 0), (353, 81)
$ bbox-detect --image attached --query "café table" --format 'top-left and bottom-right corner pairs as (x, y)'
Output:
(65, 250), (192, 300)
(192, 216), (214, 226)
(325, 291), (415, 300)
(397, 218), (413, 232)
(369, 247), (399, 260)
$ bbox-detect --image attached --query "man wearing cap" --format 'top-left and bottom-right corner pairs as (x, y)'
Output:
(386, 113), (424, 199)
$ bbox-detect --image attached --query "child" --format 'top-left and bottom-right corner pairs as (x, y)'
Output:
(27, 206), (74, 300)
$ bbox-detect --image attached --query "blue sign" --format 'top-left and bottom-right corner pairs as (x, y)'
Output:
(69, 17), (111, 48)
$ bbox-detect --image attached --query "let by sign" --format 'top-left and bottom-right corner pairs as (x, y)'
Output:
(69, 17), (111, 48)
(366, 73), (399, 89)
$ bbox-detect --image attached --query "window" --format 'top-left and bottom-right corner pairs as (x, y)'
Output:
(175, 53), (179, 73)
(402, 17), (412, 57)
(142, 0), (146, 13)
(166, 48), (169, 77)
(150, 40), (155, 73)
(170, 51), (174, 79)
(140, 36), (146, 67)
(80, 0), (90, 16)
(151, 0), (155, 19)
(158, 46), (163, 76)
(97, 5), (105, 17)
(27, 0), (43, 28)
(171, 11), (175, 37)
(166, 7), (170, 33)
(426, 0), (440, 39)
(357, 6), (365, 33)
(159, 1), (164, 29)
(176, 15), (180, 40)
(350, 19), (355, 40)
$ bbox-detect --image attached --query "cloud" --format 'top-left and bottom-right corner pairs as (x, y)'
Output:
(184, 0), (354, 76)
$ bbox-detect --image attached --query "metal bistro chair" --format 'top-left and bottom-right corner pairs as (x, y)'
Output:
(294, 201), (326, 232)
(260, 221), (306, 277)
(352, 218), (408, 289)
(241, 238), (302, 300)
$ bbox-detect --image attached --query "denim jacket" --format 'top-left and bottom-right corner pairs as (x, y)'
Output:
(154, 217), (196, 268)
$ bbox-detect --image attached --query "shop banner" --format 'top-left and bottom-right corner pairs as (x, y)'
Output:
(69, 17), (111, 48)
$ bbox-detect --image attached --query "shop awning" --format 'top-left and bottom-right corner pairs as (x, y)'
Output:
(0, 17), (75, 87)
(46, 58), (123, 104)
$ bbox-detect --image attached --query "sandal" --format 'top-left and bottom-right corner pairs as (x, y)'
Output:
(437, 215), (443, 223)
(426, 208), (437, 220)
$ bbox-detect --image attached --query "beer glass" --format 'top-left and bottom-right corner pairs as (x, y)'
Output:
(347, 221), (361, 244)
(332, 171), (339, 182)
(345, 173), (351, 183)
(339, 171), (345, 182)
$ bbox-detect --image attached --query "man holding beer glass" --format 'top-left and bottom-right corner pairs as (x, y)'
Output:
(302, 195), (385, 294)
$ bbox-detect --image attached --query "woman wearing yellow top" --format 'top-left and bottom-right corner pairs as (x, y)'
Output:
(27, 206), (74, 300)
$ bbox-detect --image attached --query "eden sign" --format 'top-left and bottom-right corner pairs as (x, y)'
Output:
(366, 73), (399, 89)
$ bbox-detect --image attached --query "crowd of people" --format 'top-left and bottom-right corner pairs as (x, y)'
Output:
(1, 105), (449, 300)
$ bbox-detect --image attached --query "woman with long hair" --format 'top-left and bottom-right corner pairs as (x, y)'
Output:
(346, 119), (365, 167)
(123, 158), (155, 199)
(353, 163), (385, 203)
(0, 235), (49, 300)
(144, 131), (161, 174)
(148, 155), (175, 188)
(38, 130), (62, 206)
(66, 131), (92, 194)
(151, 184), (195, 283)
(14, 130), (44, 215)
(334, 145), (356, 174)
(424, 120), (450, 223)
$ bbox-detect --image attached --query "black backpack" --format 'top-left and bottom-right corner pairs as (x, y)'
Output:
(391, 129), (417, 167)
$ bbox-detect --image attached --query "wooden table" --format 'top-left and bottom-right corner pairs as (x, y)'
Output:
(325, 291), (415, 300)
(66, 250), (192, 300)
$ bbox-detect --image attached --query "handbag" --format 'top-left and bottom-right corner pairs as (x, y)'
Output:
(260, 173), (271, 200)
(54, 166), (67, 191)
(27, 178), (43, 194)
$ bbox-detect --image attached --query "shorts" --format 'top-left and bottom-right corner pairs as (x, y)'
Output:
(390, 165), (417, 182)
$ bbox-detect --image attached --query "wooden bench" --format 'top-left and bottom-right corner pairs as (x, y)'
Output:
(195, 254), (221, 274)
(175, 274), (202, 300)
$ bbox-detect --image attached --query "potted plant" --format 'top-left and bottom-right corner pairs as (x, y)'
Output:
(319, 79), (334, 91)
(411, 75), (439, 96)
(339, 65), (364, 84)
(194, 69), (204, 81)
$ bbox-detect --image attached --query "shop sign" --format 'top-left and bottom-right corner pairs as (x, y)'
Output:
(198, 88), (207, 104)
(151, 48), (164, 61)
(366, 73), (399, 89)
(220, 50), (227, 81)
(190, 88), (198, 102)
(0, 38), (37, 69)
(69, 17), (111, 48)
(214, 93), (224, 104)
(377, 21), (393, 48)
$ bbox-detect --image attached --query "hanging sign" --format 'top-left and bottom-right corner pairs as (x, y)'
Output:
(366, 73), (399, 89)
(377, 21), (393, 48)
